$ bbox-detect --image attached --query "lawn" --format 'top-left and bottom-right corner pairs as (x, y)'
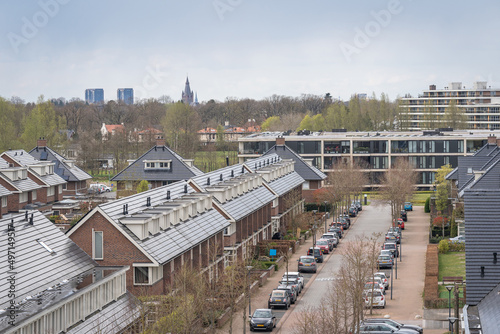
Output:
(438, 252), (466, 299)
(361, 191), (434, 206)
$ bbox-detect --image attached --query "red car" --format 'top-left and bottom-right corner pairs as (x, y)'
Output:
(315, 239), (330, 254)
(397, 218), (405, 230)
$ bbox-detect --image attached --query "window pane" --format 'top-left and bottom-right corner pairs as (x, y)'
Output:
(135, 267), (149, 284)
(94, 231), (103, 259)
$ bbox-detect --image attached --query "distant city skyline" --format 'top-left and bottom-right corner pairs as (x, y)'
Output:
(1, 1), (500, 103)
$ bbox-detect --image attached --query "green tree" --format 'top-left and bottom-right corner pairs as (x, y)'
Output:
(311, 114), (325, 131)
(261, 116), (280, 131)
(136, 180), (150, 193)
(444, 99), (467, 129)
(161, 102), (201, 158)
(435, 164), (453, 236)
(296, 114), (314, 131)
(20, 96), (66, 150)
(0, 98), (19, 151)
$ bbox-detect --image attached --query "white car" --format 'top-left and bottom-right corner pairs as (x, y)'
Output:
(363, 281), (385, 296)
(374, 272), (389, 289)
(282, 272), (304, 290)
(89, 183), (111, 193)
(364, 290), (386, 308)
(449, 235), (465, 244)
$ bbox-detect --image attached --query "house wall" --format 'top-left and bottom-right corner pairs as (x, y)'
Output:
(68, 211), (158, 296)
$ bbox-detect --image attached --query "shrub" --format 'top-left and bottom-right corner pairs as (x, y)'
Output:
(424, 196), (431, 213)
(448, 242), (465, 252)
(432, 216), (449, 227)
(438, 240), (450, 254)
(430, 236), (444, 244)
(263, 261), (278, 270)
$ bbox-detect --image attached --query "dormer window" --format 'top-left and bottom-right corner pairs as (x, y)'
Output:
(144, 160), (172, 170)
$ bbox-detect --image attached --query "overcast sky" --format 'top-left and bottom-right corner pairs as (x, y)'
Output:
(1, 0), (500, 103)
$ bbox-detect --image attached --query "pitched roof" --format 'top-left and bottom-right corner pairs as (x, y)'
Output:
(476, 282), (500, 333)
(0, 183), (11, 197)
(29, 146), (92, 182)
(111, 145), (203, 182)
(0, 211), (96, 330)
(263, 145), (327, 181)
(105, 124), (125, 133)
(3, 149), (67, 186)
(463, 189), (500, 305)
(74, 180), (229, 265)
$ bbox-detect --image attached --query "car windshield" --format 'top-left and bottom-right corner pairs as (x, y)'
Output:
(301, 257), (314, 263)
(316, 240), (328, 245)
(366, 290), (382, 297)
(253, 310), (272, 318)
(271, 290), (285, 297)
(379, 256), (391, 261)
(385, 244), (396, 249)
(322, 234), (333, 239)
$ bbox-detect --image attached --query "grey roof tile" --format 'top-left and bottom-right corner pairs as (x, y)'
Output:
(29, 146), (92, 182)
(267, 172), (305, 196)
(262, 145), (326, 181)
(0, 211), (96, 309)
(111, 145), (203, 182)
(477, 282), (500, 333)
(220, 186), (276, 221)
(0, 184), (11, 197)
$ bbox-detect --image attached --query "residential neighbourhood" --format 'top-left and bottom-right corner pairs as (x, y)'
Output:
(2, 2), (500, 333)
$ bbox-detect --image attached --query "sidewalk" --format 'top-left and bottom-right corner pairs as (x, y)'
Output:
(216, 214), (338, 333)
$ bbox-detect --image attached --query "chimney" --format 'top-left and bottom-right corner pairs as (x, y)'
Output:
(488, 135), (497, 145)
(276, 136), (285, 146)
(37, 137), (47, 148)
(156, 136), (165, 147)
(496, 139), (500, 147)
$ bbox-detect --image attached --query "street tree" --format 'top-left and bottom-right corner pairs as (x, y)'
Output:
(161, 102), (201, 158)
(435, 164), (453, 236)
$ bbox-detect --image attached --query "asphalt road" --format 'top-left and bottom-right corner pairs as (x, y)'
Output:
(283, 203), (391, 316)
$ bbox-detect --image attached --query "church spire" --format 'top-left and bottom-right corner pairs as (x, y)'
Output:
(182, 76), (194, 104)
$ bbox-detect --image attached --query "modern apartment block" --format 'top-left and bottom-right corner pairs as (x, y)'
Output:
(117, 88), (134, 104)
(85, 88), (104, 104)
(400, 81), (500, 130)
(238, 130), (500, 189)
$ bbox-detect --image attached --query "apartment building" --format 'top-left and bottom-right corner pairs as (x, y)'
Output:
(400, 81), (500, 130)
(238, 130), (500, 189)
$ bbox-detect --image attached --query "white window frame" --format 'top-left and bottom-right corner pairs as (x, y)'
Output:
(58, 185), (62, 194)
(19, 192), (28, 203)
(1, 196), (6, 208)
(32, 190), (37, 201)
(92, 230), (104, 260)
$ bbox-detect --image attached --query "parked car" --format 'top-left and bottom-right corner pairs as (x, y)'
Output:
(379, 249), (394, 258)
(363, 282), (385, 296)
(387, 226), (401, 237)
(383, 242), (399, 257)
(307, 247), (324, 263)
(397, 218), (405, 230)
(282, 272), (304, 290)
(400, 210), (407, 222)
(358, 322), (416, 333)
(364, 290), (386, 309)
(385, 232), (399, 244)
(404, 202), (413, 211)
(373, 272), (389, 289)
(315, 239), (331, 254)
(276, 285), (297, 304)
(338, 217), (350, 229)
(320, 233), (339, 248)
(449, 235), (465, 244)
(362, 318), (423, 334)
(89, 183), (111, 193)
(279, 276), (301, 294)
(348, 206), (357, 217)
(249, 309), (276, 332)
(377, 255), (393, 269)
(367, 277), (386, 293)
(340, 215), (351, 225)
(297, 256), (317, 273)
(328, 226), (343, 239)
(352, 200), (362, 211)
(268, 289), (291, 309)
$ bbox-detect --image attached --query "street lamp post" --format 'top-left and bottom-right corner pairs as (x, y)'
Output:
(323, 201), (328, 234)
(247, 266), (253, 318)
(448, 317), (457, 333)
(446, 285), (454, 332)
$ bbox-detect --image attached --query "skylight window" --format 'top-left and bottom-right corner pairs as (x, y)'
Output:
(37, 239), (56, 255)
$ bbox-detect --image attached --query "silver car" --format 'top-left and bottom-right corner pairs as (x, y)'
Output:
(297, 255), (317, 273)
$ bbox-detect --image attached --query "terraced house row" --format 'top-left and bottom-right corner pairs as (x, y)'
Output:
(0, 138), (324, 332)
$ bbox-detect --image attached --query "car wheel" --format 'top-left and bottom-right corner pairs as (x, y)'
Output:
(250, 327), (254, 332)
(313, 269), (317, 273)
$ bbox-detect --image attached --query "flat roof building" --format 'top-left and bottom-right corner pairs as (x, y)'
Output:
(238, 130), (500, 189)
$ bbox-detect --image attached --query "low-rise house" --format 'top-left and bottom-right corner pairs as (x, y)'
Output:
(0, 211), (141, 334)
(1, 149), (66, 208)
(0, 184), (12, 218)
(111, 137), (203, 197)
(101, 123), (126, 140)
(29, 138), (92, 196)
(261, 136), (327, 202)
(67, 180), (230, 295)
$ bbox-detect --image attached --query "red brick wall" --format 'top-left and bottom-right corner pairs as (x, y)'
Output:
(68, 211), (160, 295)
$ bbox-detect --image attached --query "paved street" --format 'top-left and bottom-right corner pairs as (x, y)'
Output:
(218, 202), (448, 334)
